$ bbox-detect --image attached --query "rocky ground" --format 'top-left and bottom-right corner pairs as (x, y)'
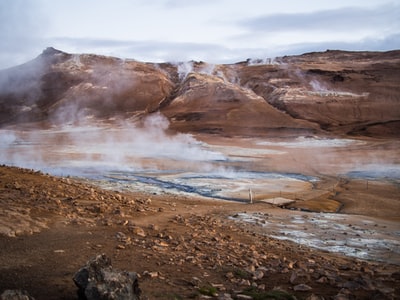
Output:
(0, 165), (399, 299)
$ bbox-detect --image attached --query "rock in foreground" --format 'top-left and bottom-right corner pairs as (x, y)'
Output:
(73, 254), (141, 300)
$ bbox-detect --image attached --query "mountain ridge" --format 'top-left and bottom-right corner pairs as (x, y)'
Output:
(1, 47), (399, 137)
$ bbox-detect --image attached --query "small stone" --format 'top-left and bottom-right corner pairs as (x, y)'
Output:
(218, 293), (233, 300)
(13, 182), (22, 190)
(316, 276), (328, 283)
(252, 269), (264, 280)
(156, 240), (169, 247)
(143, 271), (158, 278)
(378, 287), (395, 294)
(191, 277), (202, 287)
(149, 224), (159, 231)
(290, 271), (298, 284)
(306, 294), (324, 300)
(211, 283), (225, 290)
(236, 295), (252, 300)
(239, 279), (251, 286)
(391, 271), (400, 280)
(333, 294), (350, 300)
(288, 261), (296, 269)
(130, 226), (146, 237)
(293, 284), (312, 291)
(115, 231), (127, 241)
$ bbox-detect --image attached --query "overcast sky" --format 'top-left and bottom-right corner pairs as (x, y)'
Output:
(1, 0), (399, 69)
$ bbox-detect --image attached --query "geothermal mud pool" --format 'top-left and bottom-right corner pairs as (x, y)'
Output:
(230, 211), (400, 265)
(1, 122), (399, 265)
(95, 170), (315, 202)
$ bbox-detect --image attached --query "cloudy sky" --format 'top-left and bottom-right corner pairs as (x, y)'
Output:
(1, 0), (399, 69)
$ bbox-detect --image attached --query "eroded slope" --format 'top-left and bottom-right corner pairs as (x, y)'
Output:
(0, 48), (399, 137)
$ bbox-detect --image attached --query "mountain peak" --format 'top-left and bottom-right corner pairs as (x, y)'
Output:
(41, 47), (66, 56)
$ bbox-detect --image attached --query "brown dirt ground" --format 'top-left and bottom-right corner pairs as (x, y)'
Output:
(0, 165), (399, 300)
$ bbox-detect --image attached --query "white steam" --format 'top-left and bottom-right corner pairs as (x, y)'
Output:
(310, 79), (328, 92)
(177, 61), (194, 80)
(0, 113), (226, 175)
(0, 130), (17, 146)
(309, 79), (369, 98)
(176, 61), (216, 81)
(247, 57), (277, 66)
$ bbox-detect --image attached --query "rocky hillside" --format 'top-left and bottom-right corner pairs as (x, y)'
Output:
(0, 47), (399, 137)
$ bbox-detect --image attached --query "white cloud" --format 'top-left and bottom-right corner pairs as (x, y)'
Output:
(0, 0), (48, 69)
(0, 0), (398, 69)
(239, 4), (400, 33)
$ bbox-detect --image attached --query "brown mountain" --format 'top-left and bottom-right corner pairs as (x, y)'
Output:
(0, 47), (399, 137)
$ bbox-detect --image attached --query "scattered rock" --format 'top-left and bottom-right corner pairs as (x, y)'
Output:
(1, 166), (399, 299)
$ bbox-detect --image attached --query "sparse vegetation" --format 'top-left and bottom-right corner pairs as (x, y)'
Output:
(198, 285), (218, 297)
(233, 267), (252, 279)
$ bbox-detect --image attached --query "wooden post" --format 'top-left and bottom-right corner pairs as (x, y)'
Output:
(249, 188), (253, 204)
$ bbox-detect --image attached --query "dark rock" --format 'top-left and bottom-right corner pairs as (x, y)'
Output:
(391, 271), (400, 280)
(289, 271), (298, 284)
(0, 290), (35, 300)
(73, 254), (141, 300)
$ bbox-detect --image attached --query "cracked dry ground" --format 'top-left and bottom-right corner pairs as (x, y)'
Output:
(0, 166), (399, 299)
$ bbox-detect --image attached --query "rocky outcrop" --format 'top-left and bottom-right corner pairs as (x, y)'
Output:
(73, 254), (141, 300)
(237, 50), (400, 136)
(162, 72), (319, 135)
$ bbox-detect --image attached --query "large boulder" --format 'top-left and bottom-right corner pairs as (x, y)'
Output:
(73, 254), (141, 300)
